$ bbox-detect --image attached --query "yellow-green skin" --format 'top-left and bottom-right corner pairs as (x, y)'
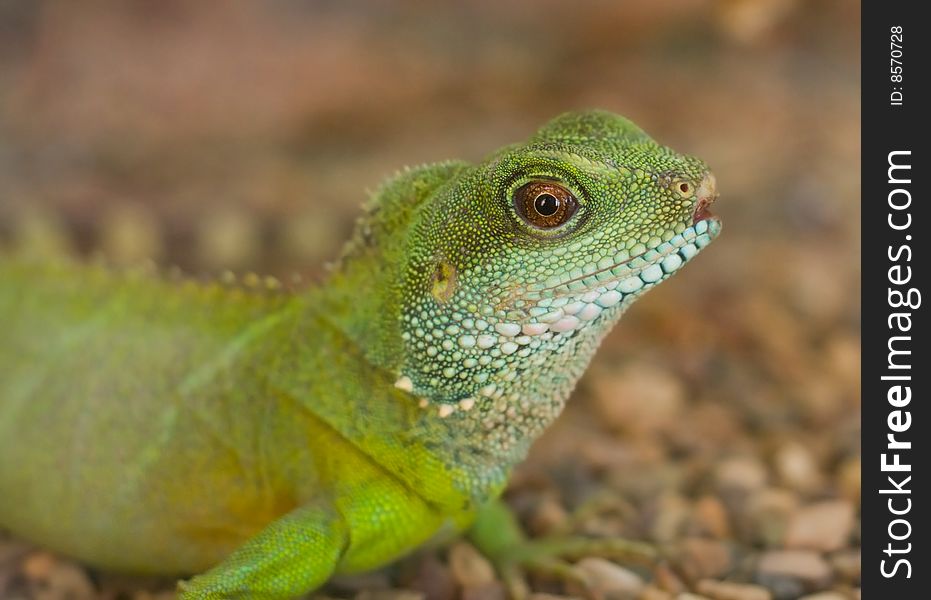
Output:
(0, 111), (720, 598)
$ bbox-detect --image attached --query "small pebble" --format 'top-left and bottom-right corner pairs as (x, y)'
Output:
(696, 579), (773, 600)
(785, 501), (854, 552)
(100, 205), (164, 265)
(331, 570), (393, 593)
(460, 581), (507, 600)
(654, 561), (688, 595)
(676, 538), (733, 581)
(756, 550), (832, 596)
(571, 557), (645, 598)
(743, 488), (799, 547)
(773, 441), (822, 493)
(640, 585), (675, 600)
(21, 551), (97, 600)
(590, 362), (685, 435)
(837, 457), (861, 507)
(715, 457), (768, 494)
(691, 496), (732, 539)
(10, 208), (73, 257)
(447, 542), (496, 588)
(196, 208), (261, 269)
(528, 494), (569, 536)
(651, 493), (691, 543)
(403, 553), (456, 600)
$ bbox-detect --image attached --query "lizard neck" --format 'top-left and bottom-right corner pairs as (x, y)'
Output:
(399, 296), (625, 467)
(313, 162), (469, 376)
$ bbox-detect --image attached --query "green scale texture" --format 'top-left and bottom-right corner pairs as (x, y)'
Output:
(0, 110), (720, 599)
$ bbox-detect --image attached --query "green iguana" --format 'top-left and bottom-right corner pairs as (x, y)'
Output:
(0, 110), (720, 599)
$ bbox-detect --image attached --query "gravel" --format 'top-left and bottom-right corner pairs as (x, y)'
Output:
(0, 1), (860, 598)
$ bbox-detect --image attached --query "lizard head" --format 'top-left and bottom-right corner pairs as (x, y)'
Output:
(399, 110), (720, 447)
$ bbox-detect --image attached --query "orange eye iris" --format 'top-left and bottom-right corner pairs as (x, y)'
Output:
(514, 182), (578, 229)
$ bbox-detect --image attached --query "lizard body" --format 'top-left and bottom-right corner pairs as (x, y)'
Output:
(0, 111), (720, 598)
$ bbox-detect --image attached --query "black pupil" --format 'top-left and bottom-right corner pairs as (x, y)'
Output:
(534, 193), (560, 216)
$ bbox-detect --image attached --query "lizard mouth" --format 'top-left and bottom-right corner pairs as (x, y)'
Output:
(523, 215), (722, 304)
(482, 215), (720, 336)
(490, 216), (720, 333)
(693, 201), (715, 224)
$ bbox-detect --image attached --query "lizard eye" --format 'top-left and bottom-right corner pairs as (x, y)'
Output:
(514, 181), (579, 229)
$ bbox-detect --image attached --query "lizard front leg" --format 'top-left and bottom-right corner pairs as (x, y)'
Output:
(178, 472), (449, 599)
(178, 502), (348, 599)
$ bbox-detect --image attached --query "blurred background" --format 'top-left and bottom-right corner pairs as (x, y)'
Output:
(0, 1), (859, 599)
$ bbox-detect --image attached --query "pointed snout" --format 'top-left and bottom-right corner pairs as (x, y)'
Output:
(693, 172), (718, 224)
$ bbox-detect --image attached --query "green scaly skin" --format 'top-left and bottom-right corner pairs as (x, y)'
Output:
(0, 111), (720, 599)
